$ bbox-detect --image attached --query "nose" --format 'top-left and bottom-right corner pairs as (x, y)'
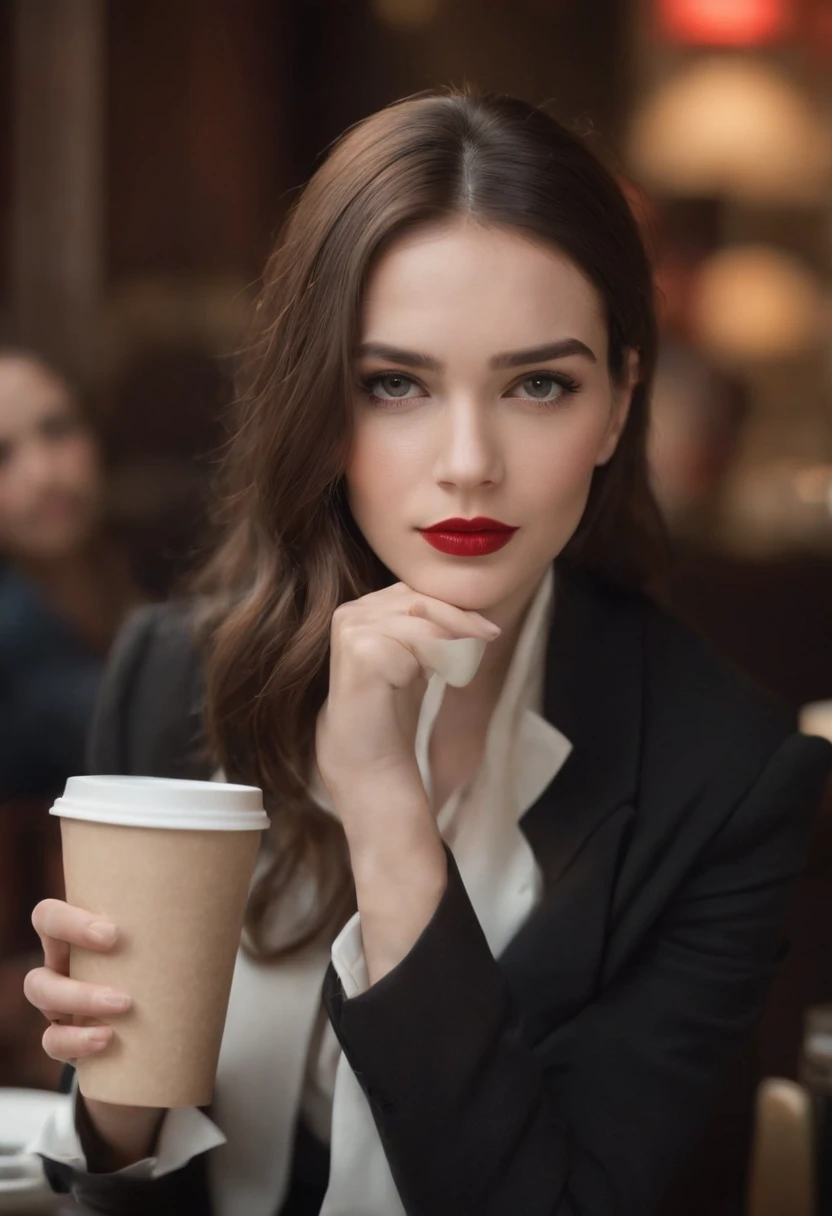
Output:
(432, 396), (504, 493)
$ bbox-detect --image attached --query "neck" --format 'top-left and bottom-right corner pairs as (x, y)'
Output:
(427, 566), (548, 808)
(472, 568), (547, 691)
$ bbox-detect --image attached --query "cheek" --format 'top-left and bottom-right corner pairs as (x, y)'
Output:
(345, 421), (422, 521)
(0, 471), (27, 521)
(515, 413), (609, 509)
(61, 437), (101, 490)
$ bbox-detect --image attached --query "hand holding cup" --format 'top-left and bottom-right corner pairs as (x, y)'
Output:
(25, 898), (163, 1166)
(26, 898), (130, 1064)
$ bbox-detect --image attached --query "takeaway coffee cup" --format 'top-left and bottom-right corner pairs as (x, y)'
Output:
(50, 775), (269, 1108)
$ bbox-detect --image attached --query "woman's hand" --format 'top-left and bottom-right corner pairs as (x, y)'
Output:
(316, 583), (499, 984)
(316, 581), (499, 817)
(25, 899), (164, 1169)
(26, 899), (130, 1064)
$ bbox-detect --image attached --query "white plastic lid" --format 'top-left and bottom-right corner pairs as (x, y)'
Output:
(51, 775), (269, 832)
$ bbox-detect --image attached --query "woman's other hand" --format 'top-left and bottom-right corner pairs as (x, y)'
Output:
(26, 898), (129, 1063)
(26, 899), (163, 1169)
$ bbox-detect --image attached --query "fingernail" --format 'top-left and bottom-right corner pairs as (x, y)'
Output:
(85, 1028), (111, 1048)
(88, 922), (117, 945)
(99, 989), (131, 1011)
(483, 622), (501, 637)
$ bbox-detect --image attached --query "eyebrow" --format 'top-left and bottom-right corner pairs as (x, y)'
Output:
(491, 339), (597, 368)
(355, 338), (597, 372)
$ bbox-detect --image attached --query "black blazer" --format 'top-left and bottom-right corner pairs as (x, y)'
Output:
(43, 564), (832, 1216)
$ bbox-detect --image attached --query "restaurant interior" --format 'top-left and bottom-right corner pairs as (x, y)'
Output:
(1, 0), (832, 1212)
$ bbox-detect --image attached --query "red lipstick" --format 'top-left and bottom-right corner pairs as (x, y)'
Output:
(419, 516), (518, 557)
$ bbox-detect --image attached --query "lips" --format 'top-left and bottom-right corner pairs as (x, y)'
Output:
(419, 517), (518, 557)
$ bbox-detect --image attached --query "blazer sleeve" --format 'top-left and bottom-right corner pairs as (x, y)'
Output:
(40, 606), (215, 1216)
(323, 731), (832, 1216)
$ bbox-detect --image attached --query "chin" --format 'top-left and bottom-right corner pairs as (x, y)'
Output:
(398, 559), (522, 613)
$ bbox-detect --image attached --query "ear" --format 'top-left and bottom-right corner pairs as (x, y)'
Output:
(595, 348), (640, 467)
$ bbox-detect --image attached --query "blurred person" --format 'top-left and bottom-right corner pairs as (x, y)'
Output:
(0, 351), (140, 1091)
(0, 350), (139, 798)
(23, 91), (832, 1216)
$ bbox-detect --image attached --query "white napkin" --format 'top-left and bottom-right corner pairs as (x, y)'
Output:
(414, 635), (487, 688)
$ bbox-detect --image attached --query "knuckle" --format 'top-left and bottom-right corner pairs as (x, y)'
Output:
(345, 629), (385, 665)
(331, 602), (357, 630)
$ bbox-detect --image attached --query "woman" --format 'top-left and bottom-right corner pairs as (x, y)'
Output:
(0, 350), (138, 799)
(25, 91), (832, 1216)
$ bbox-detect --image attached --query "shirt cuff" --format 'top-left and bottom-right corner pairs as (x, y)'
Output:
(323, 844), (507, 1109)
(28, 1075), (227, 1179)
(331, 909), (370, 999)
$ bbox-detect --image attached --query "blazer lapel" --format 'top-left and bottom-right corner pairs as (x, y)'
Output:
(500, 563), (645, 1035)
(518, 561), (644, 889)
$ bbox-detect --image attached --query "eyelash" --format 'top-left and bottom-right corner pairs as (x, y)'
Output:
(359, 371), (581, 408)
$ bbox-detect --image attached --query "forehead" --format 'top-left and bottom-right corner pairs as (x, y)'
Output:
(0, 359), (73, 432)
(360, 219), (607, 355)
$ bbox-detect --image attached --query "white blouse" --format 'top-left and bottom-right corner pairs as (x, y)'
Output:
(31, 567), (572, 1216)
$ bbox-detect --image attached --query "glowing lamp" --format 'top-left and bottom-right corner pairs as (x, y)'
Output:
(629, 57), (831, 204)
(656, 0), (792, 46)
(690, 245), (823, 362)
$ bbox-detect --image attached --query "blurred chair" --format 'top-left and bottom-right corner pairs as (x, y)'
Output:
(747, 1079), (814, 1216)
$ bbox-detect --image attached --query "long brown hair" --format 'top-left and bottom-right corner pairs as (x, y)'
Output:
(193, 89), (662, 962)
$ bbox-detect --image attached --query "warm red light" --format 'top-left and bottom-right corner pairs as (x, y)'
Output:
(657, 0), (792, 45)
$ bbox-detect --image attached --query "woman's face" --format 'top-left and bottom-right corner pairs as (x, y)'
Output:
(346, 220), (636, 620)
(0, 357), (103, 559)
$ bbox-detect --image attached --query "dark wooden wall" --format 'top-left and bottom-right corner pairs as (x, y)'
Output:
(103, 0), (629, 285)
(107, 0), (291, 282)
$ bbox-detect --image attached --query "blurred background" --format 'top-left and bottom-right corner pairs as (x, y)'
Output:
(0, 0), (831, 1209)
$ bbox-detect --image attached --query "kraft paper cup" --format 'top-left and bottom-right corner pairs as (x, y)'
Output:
(50, 776), (269, 1108)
